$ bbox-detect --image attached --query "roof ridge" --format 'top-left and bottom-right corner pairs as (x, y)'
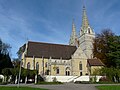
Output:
(87, 58), (104, 66)
(28, 41), (77, 47)
(26, 40), (77, 59)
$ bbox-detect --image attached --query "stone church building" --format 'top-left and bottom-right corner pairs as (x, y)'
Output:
(19, 6), (104, 77)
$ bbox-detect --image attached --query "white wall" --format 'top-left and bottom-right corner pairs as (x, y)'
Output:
(74, 76), (102, 82)
(45, 75), (102, 83)
(45, 76), (78, 82)
(0, 75), (4, 79)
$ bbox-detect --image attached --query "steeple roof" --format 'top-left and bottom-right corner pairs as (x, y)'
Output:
(72, 19), (76, 37)
(81, 6), (89, 32)
(80, 6), (94, 35)
(69, 19), (78, 46)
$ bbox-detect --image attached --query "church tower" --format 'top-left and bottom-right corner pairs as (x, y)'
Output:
(69, 20), (78, 46)
(79, 6), (95, 59)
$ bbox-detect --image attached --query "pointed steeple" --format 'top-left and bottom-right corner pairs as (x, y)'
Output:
(82, 6), (89, 30)
(69, 19), (78, 46)
(80, 6), (94, 35)
(79, 6), (95, 59)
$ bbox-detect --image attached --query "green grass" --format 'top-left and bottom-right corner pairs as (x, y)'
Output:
(96, 85), (120, 90)
(0, 86), (48, 90)
(95, 81), (115, 84)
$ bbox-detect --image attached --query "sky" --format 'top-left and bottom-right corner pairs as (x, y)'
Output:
(0, 0), (120, 59)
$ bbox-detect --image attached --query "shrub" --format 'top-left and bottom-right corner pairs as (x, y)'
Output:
(0, 82), (7, 85)
(37, 75), (44, 82)
(0, 79), (2, 83)
(99, 76), (111, 82)
(53, 77), (57, 82)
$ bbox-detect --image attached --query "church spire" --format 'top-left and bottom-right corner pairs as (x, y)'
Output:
(79, 5), (95, 59)
(69, 19), (78, 46)
(82, 6), (89, 29)
(80, 6), (94, 35)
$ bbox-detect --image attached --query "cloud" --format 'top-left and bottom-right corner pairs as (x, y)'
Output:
(84, 0), (120, 35)
(0, 2), (68, 58)
(1, 0), (120, 59)
(32, 15), (68, 42)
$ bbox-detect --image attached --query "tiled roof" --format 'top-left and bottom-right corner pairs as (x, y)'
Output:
(87, 58), (104, 66)
(25, 41), (77, 59)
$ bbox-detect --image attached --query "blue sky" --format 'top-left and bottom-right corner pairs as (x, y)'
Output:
(0, 0), (120, 59)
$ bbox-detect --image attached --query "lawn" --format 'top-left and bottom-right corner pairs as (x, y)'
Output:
(0, 86), (48, 90)
(96, 85), (120, 90)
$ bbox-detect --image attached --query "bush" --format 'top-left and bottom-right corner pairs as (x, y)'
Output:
(90, 76), (97, 83)
(53, 77), (57, 82)
(99, 76), (111, 82)
(37, 75), (44, 82)
(95, 81), (115, 84)
(0, 82), (7, 85)
(0, 79), (2, 83)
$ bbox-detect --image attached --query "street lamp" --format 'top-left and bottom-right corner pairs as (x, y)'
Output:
(17, 59), (22, 88)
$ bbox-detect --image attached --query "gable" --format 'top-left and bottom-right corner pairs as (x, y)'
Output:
(72, 46), (87, 59)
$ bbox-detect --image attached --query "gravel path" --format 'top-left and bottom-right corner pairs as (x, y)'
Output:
(31, 83), (98, 90)
(1, 83), (120, 90)
(0, 83), (98, 90)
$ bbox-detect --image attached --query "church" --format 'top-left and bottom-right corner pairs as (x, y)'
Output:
(19, 6), (104, 79)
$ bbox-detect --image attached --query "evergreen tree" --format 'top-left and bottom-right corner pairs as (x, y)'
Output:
(0, 38), (13, 73)
(107, 36), (120, 68)
(93, 29), (120, 68)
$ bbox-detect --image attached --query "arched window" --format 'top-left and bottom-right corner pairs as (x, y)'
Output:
(79, 61), (82, 70)
(66, 71), (67, 76)
(45, 62), (47, 67)
(27, 62), (30, 69)
(79, 61), (82, 76)
(45, 70), (49, 75)
(56, 67), (59, 74)
(88, 28), (90, 34)
(36, 62), (39, 71)
(80, 72), (82, 76)
(68, 71), (70, 76)
(65, 67), (70, 76)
